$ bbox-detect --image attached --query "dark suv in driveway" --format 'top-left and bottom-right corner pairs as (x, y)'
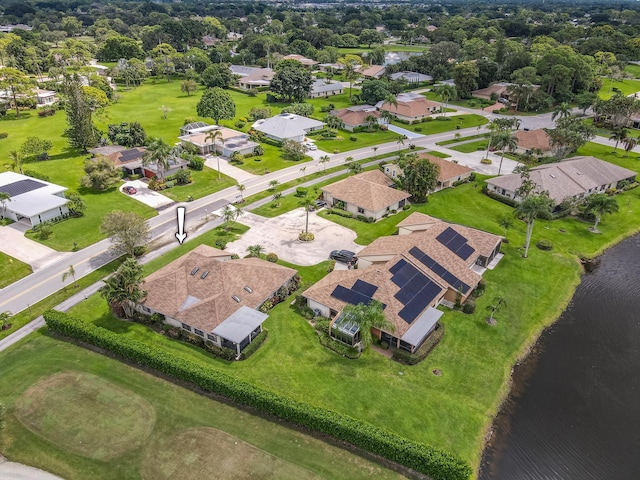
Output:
(330, 250), (357, 265)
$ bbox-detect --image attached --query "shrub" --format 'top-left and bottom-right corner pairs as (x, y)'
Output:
(239, 330), (268, 360)
(214, 239), (227, 250)
(189, 156), (204, 171)
(235, 120), (246, 129)
(35, 222), (53, 240)
(317, 330), (360, 359)
(205, 341), (237, 360)
(295, 187), (308, 197)
(480, 158), (492, 164)
(462, 300), (476, 314)
(23, 169), (49, 181)
(266, 252), (278, 263)
(0, 132), (7, 139)
(349, 136), (358, 142)
(536, 239), (553, 251)
(402, 204), (411, 211)
(392, 324), (445, 365)
(174, 169), (192, 185)
(164, 180), (175, 189)
(298, 231), (314, 241)
(328, 208), (354, 218)
(414, 127), (422, 132)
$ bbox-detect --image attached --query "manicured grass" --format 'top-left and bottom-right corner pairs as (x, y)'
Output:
(437, 133), (487, 146)
(236, 143), (314, 176)
(0, 252), (32, 288)
(624, 63), (640, 79)
(306, 92), (359, 112)
(391, 114), (488, 136)
(0, 333), (405, 480)
(162, 167), (236, 202)
(424, 150), (451, 158)
(575, 141), (640, 172)
(62, 175), (640, 474)
(450, 139), (488, 153)
(314, 128), (401, 153)
(598, 77), (640, 99)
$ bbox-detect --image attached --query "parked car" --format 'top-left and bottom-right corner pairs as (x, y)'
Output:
(330, 250), (357, 265)
(314, 199), (327, 209)
(122, 186), (137, 195)
(305, 142), (318, 151)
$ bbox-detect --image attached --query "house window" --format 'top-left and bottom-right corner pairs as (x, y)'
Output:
(358, 207), (364, 214)
(392, 170), (396, 177)
(181, 323), (191, 332)
(194, 328), (204, 337)
(207, 333), (218, 342)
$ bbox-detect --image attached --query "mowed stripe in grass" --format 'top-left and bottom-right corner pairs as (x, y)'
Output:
(0, 333), (406, 480)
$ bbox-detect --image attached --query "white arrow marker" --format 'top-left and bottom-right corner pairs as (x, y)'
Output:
(175, 206), (187, 244)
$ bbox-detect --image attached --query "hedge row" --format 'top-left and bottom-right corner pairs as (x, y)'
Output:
(44, 310), (471, 480)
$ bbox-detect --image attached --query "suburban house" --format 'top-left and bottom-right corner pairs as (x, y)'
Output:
(390, 71), (433, 84)
(201, 35), (219, 48)
(0, 24), (32, 33)
(318, 63), (344, 72)
(36, 89), (57, 106)
(383, 153), (473, 189)
(282, 54), (318, 67)
(472, 82), (515, 101)
(105, 147), (146, 177)
(309, 79), (344, 98)
(229, 65), (275, 89)
(178, 124), (259, 157)
(512, 129), (554, 157)
(302, 213), (502, 352)
(321, 170), (410, 220)
(0, 171), (69, 226)
(252, 113), (324, 143)
(486, 156), (637, 206)
(360, 64), (386, 79)
(376, 92), (441, 122)
(139, 245), (298, 356)
(332, 105), (380, 131)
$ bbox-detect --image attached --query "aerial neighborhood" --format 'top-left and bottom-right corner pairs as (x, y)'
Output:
(1, 1), (640, 480)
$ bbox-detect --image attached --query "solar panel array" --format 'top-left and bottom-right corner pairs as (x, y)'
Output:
(389, 259), (442, 323)
(0, 179), (46, 197)
(436, 227), (475, 260)
(352, 279), (378, 297)
(331, 285), (376, 307)
(409, 246), (471, 294)
(119, 149), (144, 162)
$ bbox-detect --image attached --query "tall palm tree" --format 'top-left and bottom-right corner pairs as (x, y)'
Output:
(300, 196), (314, 235)
(486, 296), (506, 325)
(365, 114), (378, 132)
(584, 193), (619, 232)
(551, 102), (572, 121)
(622, 136), (638, 157)
(493, 132), (519, 175)
(237, 183), (246, 202)
(383, 93), (398, 110)
(205, 129), (224, 179)
(0, 192), (10, 219)
(340, 301), (395, 351)
(299, 166), (307, 180)
(609, 128), (628, 153)
(272, 192), (282, 206)
(61, 264), (78, 288)
(319, 155), (330, 172)
(143, 138), (172, 180)
(99, 257), (146, 318)
(396, 136), (405, 151)
(514, 193), (554, 258)
(435, 84), (457, 116)
(380, 110), (394, 125)
(8, 150), (24, 174)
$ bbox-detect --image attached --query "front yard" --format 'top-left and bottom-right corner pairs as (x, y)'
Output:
(0, 252), (32, 289)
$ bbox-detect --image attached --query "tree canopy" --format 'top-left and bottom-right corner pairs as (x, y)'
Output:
(270, 59), (313, 103)
(196, 87), (236, 125)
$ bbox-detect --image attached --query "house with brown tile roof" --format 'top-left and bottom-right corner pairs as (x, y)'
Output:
(376, 92), (441, 122)
(105, 147), (146, 176)
(472, 82), (514, 100)
(383, 154), (473, 189)
(237, 67), (275, 89)
(321, 170), (410, 220)
(302, 214), (502, 352)
(513, 129), (554, 157)
(486, 156), (637, 206)
(178, 125), (259, 157)
(360, 64), (386, 79)
(282, 54), (318, 67)
(140, 245), (298, 356)
(332, 105), (380, 131)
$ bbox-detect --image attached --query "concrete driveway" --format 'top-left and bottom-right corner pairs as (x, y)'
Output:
(121, 180), (173, 209)
(224, 208), (362, 266)
(204, 155), (258, 183)
(0, 224), (69, 271)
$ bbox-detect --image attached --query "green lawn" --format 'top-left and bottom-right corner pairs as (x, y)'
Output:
(598, 77), (640, 99)
(575, 141), (640, 171)
(61, 175), (640, 474)
(624, 63), (640, 79)
(0, 252), (32, 289)
(450, 139), (488, 153)
(437, 133), (487, 146)
(314, 128), (401, 153)
(391, 114), (488, 136)
(162, 167), (236, 202)
(0, 333), (404, 480)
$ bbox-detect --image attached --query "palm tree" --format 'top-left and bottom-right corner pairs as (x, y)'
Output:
(383, 93), (398, 110)
(7, 150), (24, 174)
(349, 162), (363, 174)
(622, 136), (638, 157)
(204, 129), (224, 179)
(345, 156), (354, 163)
(319, 155), (330, 172)
(435, 84), (457, 116)
(514, 193), (554, 258)
(268, 180), (279, 191)
(551, 102), (572, 121)
(365, 114), (378, 132)
(0, 192), (10, 219)
(246, 244), (264, 258)
(380, 110), (394, 125)
(237, 184), (246, 202)
(584, 193), (619, 232)
(486, 296), (506, 325)
(0, 311), (12, 330)
(340, 301), (395, 351)
(300, 166), (307, 180)
(493, 132), (519, 175)
(396, 136), (405, 151)
(99, 257), (146, 318)
(497, 214), (513, 236)
(143, 138), (171, 180)
(300, 196), (314, 235)
(272, 192), (282, 206)
(609, 128), (628, 153)
(61, 264), (78, 288)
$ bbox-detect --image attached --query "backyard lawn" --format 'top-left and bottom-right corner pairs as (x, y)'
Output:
(314, 128), (401, 153)
(391, 114), (488, 135)
(161, 167), (236, 202)
(450, 139), (488, 153)
(0, 252), (32, 289)
(575, 141), (640, 171)
(0, 332), (405, 480)
(624, 63), (640, 79)
(597, 77), (640, 99)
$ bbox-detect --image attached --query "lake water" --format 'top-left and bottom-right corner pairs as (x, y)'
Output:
(480, 234), (640, 479)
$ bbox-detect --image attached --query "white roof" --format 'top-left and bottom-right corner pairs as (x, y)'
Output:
(310, 79), (344, 94)
(212, 305), (267, 344)
(401, 307), (442, 346)
(252, 113), (324, 141)
(0, 171), (68, 217)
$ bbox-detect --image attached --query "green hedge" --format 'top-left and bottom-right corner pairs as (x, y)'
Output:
(327, 208), (354, 218)
(317, 330), (360, 359)
(239, 330), (268, 360)
(44, 310), (470, 480)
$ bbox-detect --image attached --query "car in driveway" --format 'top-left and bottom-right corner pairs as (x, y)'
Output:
(314, 199), (327, 209)
(122, 186), (137, 195)
(305, 142), (318, 151)
(330, 250), (357, 265)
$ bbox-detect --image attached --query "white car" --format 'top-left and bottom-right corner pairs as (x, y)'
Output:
(305, 143), (317, 151)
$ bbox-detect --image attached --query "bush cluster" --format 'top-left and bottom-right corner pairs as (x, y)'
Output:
(317, 329), (360, 359)
(328, 208), (354, 218)
(392, 324), (445, 365)
(43, 310), (471, 480)
(536, 239), (553, 251)
(239, 330), (268, 360)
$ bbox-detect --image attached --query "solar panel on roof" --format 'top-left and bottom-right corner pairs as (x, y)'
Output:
(0, 179), (46, 197)
(352, 279), (378, 297)
(447, 234), (466, 252)
(436, 226), (476, 260)
(119, 149), (143, 162)
(456, 244), (475, 261)
(436, 227), (456, 245)
(389, 259), (407, 274)
(409, 246), (425, 261)
(398, 282), (441, 323)
(391, 263), (419, 289)
(411, 247), (471, 294)
(432, 263), (446, 277)
(331, 285), (372, 306)
(394, 274), (428, 304)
